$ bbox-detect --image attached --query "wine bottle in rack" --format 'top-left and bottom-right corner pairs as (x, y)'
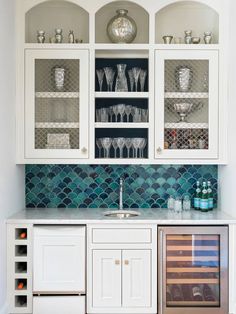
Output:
(171, 284), (184, 301)
(166, 285), (172, 301)
(203, 284), (216, 301)
(181, 284), (193, 301)
(192, 285), (204, 301)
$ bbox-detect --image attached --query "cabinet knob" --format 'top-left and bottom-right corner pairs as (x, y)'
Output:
(124, 260), (129, 265)
(81, 147), (87, 153)
(115, 260), (120, 265)
(156, 147), (162, 154)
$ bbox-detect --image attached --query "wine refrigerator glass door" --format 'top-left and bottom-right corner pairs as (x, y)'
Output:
(158, 226), (228, 314)
(25, 49), (89, 159)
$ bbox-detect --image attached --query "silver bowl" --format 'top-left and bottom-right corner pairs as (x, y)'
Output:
(192, 37), (201, 44)
(173, 103), (193, 122)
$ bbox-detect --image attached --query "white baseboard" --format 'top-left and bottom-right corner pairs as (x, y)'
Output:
(0, 302), (7, 314)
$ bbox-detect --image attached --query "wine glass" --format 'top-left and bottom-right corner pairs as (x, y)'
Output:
(96, 69), (104, 92)
(139, 69), (147, 92)
(112, 138), (119, 158)
(132, 107), (142, 122)
(100, 108), (108, 122)
(104, 67), (115, 92)
(100, 137), (112, 158)
(117, 104), (126, 122)
(125, 138), (133, 158)
(117, 137), (126, 158)
(132, 138), (143, 158)
(112, 105), (119, 122)
(139, 138), (147, 158)
(132, 67), (141, 92)
(141, 108), (148, 122)
(124, 105), (132, 122)
(128, 70), (135, 92)
(108, 106), (114, 122)
(96, 109), (101, 122)
(96, 138), (103, 158)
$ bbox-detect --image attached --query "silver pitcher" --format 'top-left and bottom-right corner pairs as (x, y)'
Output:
(175, 66), (193, 92)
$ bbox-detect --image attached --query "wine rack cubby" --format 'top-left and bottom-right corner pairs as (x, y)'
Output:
(7, 224), (32, 313)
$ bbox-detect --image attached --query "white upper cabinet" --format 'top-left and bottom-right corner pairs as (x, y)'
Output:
(155, 49), (219, 159)
(16, 0), (228, 164)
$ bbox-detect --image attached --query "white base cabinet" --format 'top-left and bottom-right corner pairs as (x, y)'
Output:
(87, 224), (157, 314)
(33, 296), (85, 314)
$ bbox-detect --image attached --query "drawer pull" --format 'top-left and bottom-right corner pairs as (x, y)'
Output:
(124, 260), (129, 265)
(115, 260), (120, 265)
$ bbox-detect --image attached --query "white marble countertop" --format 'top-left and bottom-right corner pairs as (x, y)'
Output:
(6, 208), (236, 224)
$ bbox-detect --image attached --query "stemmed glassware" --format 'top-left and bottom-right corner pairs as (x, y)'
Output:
(139, 138), (147, 158)
(125, 138), (133, 158)
(104, 67), (115, 92)
(132, 67), (141, 92)
(100, 137), (112, 158)
(96, 138), (103, 158)
(112, 105), (119, 122)
(96, 69), (104, 92)
(112, 138), (119, 158)
(117, 137), (126, 158)
(128, 70), (135, 92)
(124, 105), (132, 122)
(117, 104), (126, 122)
(139, 69), (147, 92)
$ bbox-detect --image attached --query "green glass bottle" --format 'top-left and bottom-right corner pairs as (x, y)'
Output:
(194, 181), (201, 210)
(200, 182), (209, 212)
(207, 181), (213, 210)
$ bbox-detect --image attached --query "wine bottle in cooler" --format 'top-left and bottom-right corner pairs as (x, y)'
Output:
(192, 285), (203, 301)
(171, 284), (184, 301)
(203, 284), (216, 301)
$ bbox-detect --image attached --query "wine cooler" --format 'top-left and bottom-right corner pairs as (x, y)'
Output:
(158, 226), (228, 314)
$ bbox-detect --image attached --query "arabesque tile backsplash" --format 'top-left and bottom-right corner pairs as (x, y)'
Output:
(25, 165), (218, 208)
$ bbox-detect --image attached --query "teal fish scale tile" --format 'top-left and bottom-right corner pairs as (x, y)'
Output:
(25, 165), (218, 209)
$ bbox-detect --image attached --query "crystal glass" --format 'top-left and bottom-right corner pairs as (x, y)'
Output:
(183, 195), (191, 211)
(112, 105), (119, 122)
(117, 104), (126, 122)
(132, 67), (141, 92)
(96, 69), (105, 92)
(115, 64), (128, 92)
(100, 137), (112, 158)
(112, 138), (119, 158)
(132, 107), (142, 122)
(125, 138), (133, 158)
(174, 196), (182, 213)
(139, 138), (147, 158)
(96, 109), (101, 122)
(100, 108), (109, 122)
(116, 137), (126, 158)
(167, 196), (175, 211)
(139, 69), (147, 92)
(141, 109), (148, 122)
(124, 105), (132, 122)
(96, 138), (103, 158)
(108, 106), (114, 122)
(128, 70), (135, 92)
(132, 137), (143, 158)
(104, 67), (115, 92)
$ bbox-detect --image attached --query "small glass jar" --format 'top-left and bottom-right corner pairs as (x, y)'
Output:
(174, 196), (182, 213)
(167, 196), (175, 211)
(183, 195), (191, 211)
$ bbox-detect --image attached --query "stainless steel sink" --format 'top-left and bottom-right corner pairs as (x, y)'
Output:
(103, 210), (141, 218)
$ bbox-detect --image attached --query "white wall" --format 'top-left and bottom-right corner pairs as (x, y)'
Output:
(219, 0), (236, 217)
(0, 0), (25, 312)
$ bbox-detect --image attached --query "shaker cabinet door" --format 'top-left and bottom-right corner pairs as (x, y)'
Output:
(92, 250), (122, 308)
(25, 49), (89, 159)
(122, 250), (151, 308)
(155, 50), (219, 159)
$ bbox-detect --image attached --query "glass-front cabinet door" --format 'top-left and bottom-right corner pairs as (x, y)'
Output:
(155, 50), (219, 159)
(158, 226), (228, 314)
(25, 49), (89, 159)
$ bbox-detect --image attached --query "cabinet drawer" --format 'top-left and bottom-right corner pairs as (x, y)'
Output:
(33, 296), (85, 314)
(92, 228), (152, 244)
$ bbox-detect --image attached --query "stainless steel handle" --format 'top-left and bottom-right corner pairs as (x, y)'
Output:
(159, 229), (164, 314)
(124, 260), (129, 265)
(81, 147), (87, 153)
(115, 260), (120, 265)
(156, 147), (162, 154)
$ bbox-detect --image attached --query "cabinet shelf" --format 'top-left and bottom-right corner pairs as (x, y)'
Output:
(95, 123), (149, 128)
(165, 123), (208, 129)
(35, 122), (80, 129)
(36, 92), (79, 98)
(165, 92), (209, 99)
(167, 267), (220, 273)
(95, 92), (149, 98)
(167, 278), (219, 285)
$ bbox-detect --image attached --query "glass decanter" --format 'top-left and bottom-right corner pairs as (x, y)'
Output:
(115, 64), (128, 92)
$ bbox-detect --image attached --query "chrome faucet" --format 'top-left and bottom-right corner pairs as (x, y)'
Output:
(119, 178), (123, 210)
